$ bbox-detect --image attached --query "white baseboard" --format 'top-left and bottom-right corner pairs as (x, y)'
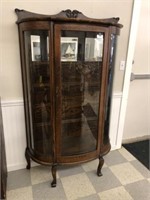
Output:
(7, 163), (27, 172)
(122, 135), (150, 144)
(7, 161), (39, 172)
(2, 94), (122, 171)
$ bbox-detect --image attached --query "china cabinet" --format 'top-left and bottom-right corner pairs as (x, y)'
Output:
(15, 9), (123, 187)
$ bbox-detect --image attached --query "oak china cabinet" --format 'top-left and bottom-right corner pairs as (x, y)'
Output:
(15, 9), (123, 187)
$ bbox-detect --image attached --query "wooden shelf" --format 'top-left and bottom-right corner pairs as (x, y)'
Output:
(33, 83), (50, 88)
(32, 61), (49, 65)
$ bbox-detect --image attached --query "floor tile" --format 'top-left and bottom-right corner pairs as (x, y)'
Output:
(7, 186), (33, 200)
(131, 159), (150, 178)
(61, 172), (96, 200)
(30, 165), (52, 185)
(87, 167), (121, 193)
(78, 193), (100, 200)
(7, 169), (31, 190)
(125, 179), (150, 200)
(110, 162), (144, 185)
(6, 148), (149, 200)
(98, 186), (133, 200)
(82, 159), (107, 172)
(119, 147), (136, 161)
(32, 179), (67, 200)
(58, 164), (84, 178)
(104, 150), (127, 166)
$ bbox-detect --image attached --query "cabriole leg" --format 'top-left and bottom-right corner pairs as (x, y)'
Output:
(97, 156), (104, 176)
(25, 148), (31, 169)
(51, 165), (57, 187)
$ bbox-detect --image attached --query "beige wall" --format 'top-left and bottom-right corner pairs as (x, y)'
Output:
(132, 0), (149, 74)
(123, 0), (150, 141)
(0, 0), (133, 100)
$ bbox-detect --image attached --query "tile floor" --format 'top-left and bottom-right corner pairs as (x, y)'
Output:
(6, 147), (150, 200)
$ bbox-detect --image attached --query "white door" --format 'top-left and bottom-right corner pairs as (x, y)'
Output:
(123, 0), (150, 142)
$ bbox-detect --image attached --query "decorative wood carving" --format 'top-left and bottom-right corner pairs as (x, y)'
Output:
(15, 8), (123, 29)
(62, 9), (82, 18)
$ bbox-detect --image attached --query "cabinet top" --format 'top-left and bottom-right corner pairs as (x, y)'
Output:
(15, 9), (123, 28)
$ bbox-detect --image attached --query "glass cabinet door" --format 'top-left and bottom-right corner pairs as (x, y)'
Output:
(55, 25), (107, 157)
(24, 30), (53, 159)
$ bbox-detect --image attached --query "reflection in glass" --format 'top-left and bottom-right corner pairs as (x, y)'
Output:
(85, 34), (103, 61)
(103, 34), (116, 144)
(30, 35), (49, 62)
(61, 37), (78, 61)
(24, 31), (52, 157)
(31, 35), (41, 61)
(60, 31), (104, 156)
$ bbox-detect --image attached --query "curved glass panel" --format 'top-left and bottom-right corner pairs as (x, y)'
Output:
(103, 34), (117, 144)
(24, 30), (52, 157)
(60, 30), (104, 156)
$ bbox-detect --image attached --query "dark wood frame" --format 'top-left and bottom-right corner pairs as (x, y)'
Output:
(0, 98), (7, 199)
(54, 24), (109, 164)
(15, 9), (123, 187)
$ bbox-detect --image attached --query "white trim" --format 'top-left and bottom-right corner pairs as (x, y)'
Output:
(122, 135), (150, 144)
(110, 92), (122, 150)
(116, 0), (142, 148)
(2, 99), (26, 172)
(8, 163), (28, 172)
(113, 92), (122, 98)
(1, 99), (23, 107)
(8, 162), (39, 172)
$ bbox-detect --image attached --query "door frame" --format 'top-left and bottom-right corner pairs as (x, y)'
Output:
(116, 0), (142, 148)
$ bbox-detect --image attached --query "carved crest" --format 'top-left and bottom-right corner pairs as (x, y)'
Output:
(14, 8), (123, 28)
(62, 9), (82, 18)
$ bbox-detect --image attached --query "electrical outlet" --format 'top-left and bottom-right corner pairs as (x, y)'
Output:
(120, 61), (125, 70)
